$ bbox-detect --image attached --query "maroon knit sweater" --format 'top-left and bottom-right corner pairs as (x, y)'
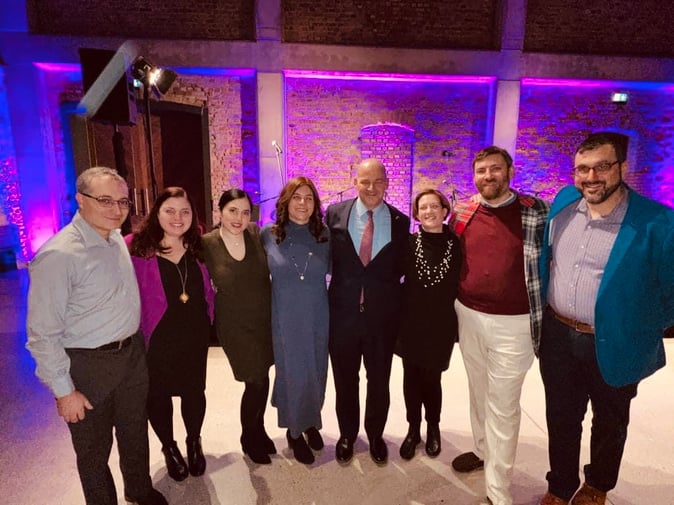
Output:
(457, 200), (530, 315)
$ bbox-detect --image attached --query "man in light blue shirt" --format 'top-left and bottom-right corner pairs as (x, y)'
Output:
(326, 158), (410, 466)
(26, 167), (166, 505)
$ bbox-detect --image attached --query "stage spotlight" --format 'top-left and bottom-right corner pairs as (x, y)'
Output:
(131, 56), (178, 201)
(132, 56), (177, 97)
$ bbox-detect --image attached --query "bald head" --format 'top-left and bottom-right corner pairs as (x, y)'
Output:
(354, 158), (388, 209)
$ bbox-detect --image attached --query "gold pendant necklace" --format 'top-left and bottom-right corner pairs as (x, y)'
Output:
(175, 255), (189, 303)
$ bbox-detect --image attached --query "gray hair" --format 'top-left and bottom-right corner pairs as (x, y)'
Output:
(76, 166), (126, 194)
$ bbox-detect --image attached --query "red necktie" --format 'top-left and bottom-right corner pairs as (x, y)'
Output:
(359, 210), (374, 266)
(359, 210), (373, 311)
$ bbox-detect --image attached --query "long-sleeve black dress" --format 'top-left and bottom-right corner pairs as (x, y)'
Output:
(397, 225), (462, 372)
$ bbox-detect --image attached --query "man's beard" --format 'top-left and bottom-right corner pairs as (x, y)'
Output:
(580, 176), (623, 205)
(477, 180), (508, 201)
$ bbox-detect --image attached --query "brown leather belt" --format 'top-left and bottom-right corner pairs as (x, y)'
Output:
(548, 307), (594, 334)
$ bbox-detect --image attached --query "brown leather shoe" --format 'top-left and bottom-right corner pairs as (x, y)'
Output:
(571, 483), (606, 505)
(539, 491), (569, 505)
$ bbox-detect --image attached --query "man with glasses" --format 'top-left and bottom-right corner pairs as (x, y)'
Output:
(27, 167), (167, 505)
(538, 133), (674, 505)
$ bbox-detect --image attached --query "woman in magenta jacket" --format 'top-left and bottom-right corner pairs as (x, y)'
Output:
(127, 187), (214, 482)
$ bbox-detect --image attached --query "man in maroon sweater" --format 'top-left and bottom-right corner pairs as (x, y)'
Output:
(449, 146), (549, 505)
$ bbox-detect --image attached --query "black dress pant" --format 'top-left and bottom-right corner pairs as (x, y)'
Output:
(330, 321), (395, 441)
(539, 311), (638, 501)
(402, 359), (442, 426)
(66, 334), (153, 505)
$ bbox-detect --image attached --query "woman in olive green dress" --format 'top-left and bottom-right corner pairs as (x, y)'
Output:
(202, 189), (275, 464)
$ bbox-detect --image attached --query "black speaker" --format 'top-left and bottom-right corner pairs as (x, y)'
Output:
(78, 48), (137, 126)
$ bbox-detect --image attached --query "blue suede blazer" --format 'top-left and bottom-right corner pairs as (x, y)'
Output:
(540, 185), (674, 387)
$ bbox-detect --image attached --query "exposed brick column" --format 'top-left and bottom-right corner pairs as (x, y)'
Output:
(360, 123), (414, 218)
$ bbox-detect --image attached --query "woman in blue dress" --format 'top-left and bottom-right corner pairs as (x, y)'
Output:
(261, 176), (330, 464)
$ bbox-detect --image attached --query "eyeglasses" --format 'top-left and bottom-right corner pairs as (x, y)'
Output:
(80, 192), (133, 209)
(573, 160), (620, 176)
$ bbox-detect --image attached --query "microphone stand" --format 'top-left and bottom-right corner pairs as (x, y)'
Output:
(274, 146), (285, 187)
(142, 83), (158, 201)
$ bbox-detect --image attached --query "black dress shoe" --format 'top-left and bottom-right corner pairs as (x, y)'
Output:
(287, 430), (315, 464)
(126, 488), (168, 505)
(186, 436), (206, 476)
(162, 441), (189, 481)
(369, 437), (388, 465)
(425, 423), (441, 458)
(240, 434), (272, 465)
(335, 436), (354, 464)
(399, 431), (421, 460)
(304, 427), (324, 451)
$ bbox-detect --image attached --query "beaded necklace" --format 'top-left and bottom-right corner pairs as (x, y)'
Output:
(414, 231), (454, 288)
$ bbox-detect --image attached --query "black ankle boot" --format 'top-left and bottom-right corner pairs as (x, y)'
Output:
(241, 433), (272, 464)
(399, 426), (421, 460)
(304, 427), (324, 451)
(260, 427), (277, 454)
(162, 441), (189, 481)
(425, 423), (441, 457)
(186, 436), (206, 476)
(286, 430), (314, 464)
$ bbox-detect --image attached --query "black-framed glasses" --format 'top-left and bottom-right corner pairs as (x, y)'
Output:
(79, 192), (133, 209)
(573, 160), (620, 176)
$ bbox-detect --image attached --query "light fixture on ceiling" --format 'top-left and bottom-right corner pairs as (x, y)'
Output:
(132, 56), (177, 98)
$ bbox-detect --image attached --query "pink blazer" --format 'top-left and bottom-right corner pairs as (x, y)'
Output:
(126, 237), (215, 347)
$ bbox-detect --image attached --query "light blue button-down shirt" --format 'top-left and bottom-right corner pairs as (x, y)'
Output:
(26, 212), (141, 397)
(348, 198), (391, 259)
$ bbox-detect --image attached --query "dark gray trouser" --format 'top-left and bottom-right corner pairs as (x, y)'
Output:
(66, 334), (153, 505)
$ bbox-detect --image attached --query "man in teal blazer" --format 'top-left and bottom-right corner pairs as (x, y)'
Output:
(538, 132), (674, 505)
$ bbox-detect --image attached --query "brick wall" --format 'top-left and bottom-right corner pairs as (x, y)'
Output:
(283, 0), (500, 50)
(27, 0), (255, 40)
(516, 81), (674, 207)
(161, 73), (259, 223)
(29, 69), (257, 228)
(284, 76), (493, 218)
(360, 123), (414, 215)
(525, 0), (674, 58)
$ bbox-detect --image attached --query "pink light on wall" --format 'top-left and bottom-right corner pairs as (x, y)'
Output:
(34, 62), (82, 73)
(522, 77), (674, 91)
(285, 69), (495, 85)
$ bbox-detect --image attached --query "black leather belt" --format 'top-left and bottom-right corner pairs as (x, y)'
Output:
(95, 335), (133, 351)
(547, 306), (594, 334)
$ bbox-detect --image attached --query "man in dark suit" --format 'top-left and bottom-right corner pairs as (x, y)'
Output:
(326, 158), (410, 465)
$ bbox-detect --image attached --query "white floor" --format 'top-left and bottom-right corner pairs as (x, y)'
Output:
(2, 269), (673, 505)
